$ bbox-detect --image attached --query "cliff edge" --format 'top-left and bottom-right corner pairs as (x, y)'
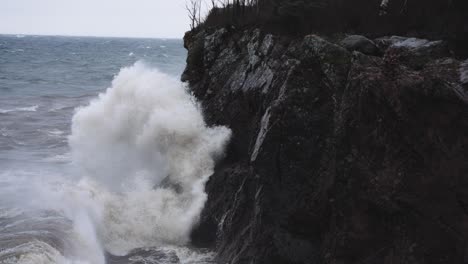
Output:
(182, 28), (468, 264)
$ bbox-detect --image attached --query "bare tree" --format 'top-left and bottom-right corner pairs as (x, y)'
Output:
(210, 0), (217, 9)
(216, 0), (226, 8)
(186, 0), (202, 29)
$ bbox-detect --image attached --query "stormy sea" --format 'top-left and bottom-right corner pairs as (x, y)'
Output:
(0, 34), (230, 263)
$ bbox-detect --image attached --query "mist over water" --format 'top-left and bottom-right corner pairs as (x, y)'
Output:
(0, 35), (230, 264)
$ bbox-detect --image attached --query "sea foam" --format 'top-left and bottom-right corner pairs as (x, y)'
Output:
(68, 62), (231, 255)
(0, 62), (229, 263)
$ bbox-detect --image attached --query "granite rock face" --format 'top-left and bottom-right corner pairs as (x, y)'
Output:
(182, 29), (468, 264)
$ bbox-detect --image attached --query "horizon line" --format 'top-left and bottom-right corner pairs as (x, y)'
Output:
(0, 32), (184, 40)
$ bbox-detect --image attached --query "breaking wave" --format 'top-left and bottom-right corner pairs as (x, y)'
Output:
(70, 62), (230, 258)
(0, 62), (231, 263)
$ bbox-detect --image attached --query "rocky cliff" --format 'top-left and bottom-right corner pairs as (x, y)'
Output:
(182, 28), (468, 264)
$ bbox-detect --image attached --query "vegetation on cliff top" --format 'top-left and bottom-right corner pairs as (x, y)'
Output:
(187, 0), (468, 54)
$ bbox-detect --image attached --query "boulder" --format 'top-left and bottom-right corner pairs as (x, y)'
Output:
(377, 36), (451, 69)
(340, 35), (380, 55)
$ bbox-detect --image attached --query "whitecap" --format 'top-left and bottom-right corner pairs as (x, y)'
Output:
(0, 105), (38, 114)
(0, 128), (9, 137)
(46, 129), (65, 136)
(18, 105), (38, 112)
(37, 129), (66, 140)
(42, 153), (71, 163)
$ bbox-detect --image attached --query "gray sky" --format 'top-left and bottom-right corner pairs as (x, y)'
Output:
(0, 0), (194, 38)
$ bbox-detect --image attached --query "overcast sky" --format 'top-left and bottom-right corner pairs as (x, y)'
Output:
(0, 0), (196, 38)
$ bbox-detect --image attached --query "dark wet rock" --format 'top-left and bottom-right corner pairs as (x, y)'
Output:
(461, 59), (468, 85)
(374, 35), (410, 49)
(376, 36), (452, 69)
(340, 35), (380, 56)
(184, 28), (468, 264)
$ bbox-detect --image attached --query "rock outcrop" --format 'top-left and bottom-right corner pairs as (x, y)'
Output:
(182, 28), (468, 264)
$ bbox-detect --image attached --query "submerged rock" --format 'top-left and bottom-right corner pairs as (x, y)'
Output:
(183, 29), (468, 264)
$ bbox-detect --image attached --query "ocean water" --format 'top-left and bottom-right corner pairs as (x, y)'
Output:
(0, 35), (230, 264)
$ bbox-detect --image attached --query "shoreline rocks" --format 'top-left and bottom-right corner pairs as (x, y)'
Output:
(183, 30), (468, 264)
